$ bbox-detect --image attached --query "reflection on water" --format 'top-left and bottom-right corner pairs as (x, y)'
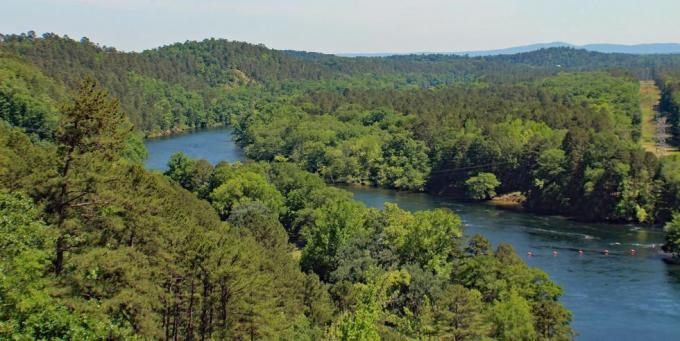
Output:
(145, 128), (680, 341)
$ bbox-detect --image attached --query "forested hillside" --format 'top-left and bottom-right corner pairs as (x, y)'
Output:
(4, 31), (680, 339)
(0, 79), (573, 339)
(5, 33), (680, 136)
(3, 32), (680, 225)
(233, 72), (680, 223)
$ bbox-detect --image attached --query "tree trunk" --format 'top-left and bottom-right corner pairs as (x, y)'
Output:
(187, 277), (196, 341)
(54, 235), (65, 275)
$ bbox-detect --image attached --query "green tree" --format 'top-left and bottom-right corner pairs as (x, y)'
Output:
(465, 172), (501, 200)
(228, 201), (288, 248)
(532, 300), (574, 341)
(165, 152), (196, 189)
(663, 212), (680, 256)
(465, 234), (492, 256)
(209, 170), (285, 219)
(0, 192), (113, 339)
(489, 291), (537, 341)
(376, 133), (431, 191)
(301, 273), (335, 328)
(434, 285), (490, 340)
(46, 77), (132, 275)
(332, 271), (410, 341)
(382, 203), (462, 274)
(528, 148), (569, 212)
(298, 189), (366, 279)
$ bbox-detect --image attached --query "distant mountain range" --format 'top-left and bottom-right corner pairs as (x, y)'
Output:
(338, 42), (680, 57)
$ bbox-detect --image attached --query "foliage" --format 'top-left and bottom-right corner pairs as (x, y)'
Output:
(0, 82), (310, 339)
(0, 53), (63, 137)
(465, 172), (501, 200)
(209, 165), (285, 219)
(489, 291), (537, 341)
(227, 70), (676, 224)
(663, 213), (680, 255)
(12, 31), (680, 339)
(433, 284), (490, 340)
(161, 155), (574, 340)
(656, 69), (680, 146)
(2, 32), (679, 223)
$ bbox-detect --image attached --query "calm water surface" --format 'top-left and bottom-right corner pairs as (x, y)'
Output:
(145, 128), (245, 170)
(145, 127), (680, 340)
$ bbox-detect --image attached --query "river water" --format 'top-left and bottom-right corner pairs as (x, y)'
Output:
(145, 127), (680, 340)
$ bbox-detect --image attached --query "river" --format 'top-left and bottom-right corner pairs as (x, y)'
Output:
(145, 127), (680, 340)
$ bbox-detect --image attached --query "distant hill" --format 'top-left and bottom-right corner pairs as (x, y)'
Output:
(580, 43), (680, 54)
(457, 42), (574, 56)
(338, 42), (680, 57)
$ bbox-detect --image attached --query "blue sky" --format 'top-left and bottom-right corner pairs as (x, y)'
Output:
(3, 0), (679, 53)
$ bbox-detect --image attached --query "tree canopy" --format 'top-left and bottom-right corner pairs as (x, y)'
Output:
(7, 31), (680, 339)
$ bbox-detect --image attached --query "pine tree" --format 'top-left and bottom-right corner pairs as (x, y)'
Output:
(434, 285), (490, 340)
(44, 77), (131, 274)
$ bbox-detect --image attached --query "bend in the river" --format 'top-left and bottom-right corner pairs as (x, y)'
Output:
(145, 127), (680, 341)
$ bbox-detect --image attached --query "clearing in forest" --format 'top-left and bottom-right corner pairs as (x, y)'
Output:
(639, 80), (677, 156)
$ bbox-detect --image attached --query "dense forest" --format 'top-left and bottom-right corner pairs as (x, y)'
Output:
(1, 79), (573, 339)
(3, 31), (680, 339)
(232, 71), (680, 224)
(655, 68), (680, 145)
(4, 32), (680, 136)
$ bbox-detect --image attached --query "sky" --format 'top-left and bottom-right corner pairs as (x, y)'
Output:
(3, 0), (680, 53)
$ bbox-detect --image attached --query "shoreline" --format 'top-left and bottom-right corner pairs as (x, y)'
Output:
(335, 182), (661, 230)
(145, 123), (227, 139)
(144, 129), (663, 230)
(488, 191), (525, 211)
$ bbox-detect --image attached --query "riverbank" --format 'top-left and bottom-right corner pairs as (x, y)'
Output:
(147, 127), (662, 229)
(143, 126), (680, 341)
(488, 191), (525, 210)
(144, 127), (245, 170)
(340, 182), (662, 230)
(342, 183), (527, 211)
(145, 123), (227, 139)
